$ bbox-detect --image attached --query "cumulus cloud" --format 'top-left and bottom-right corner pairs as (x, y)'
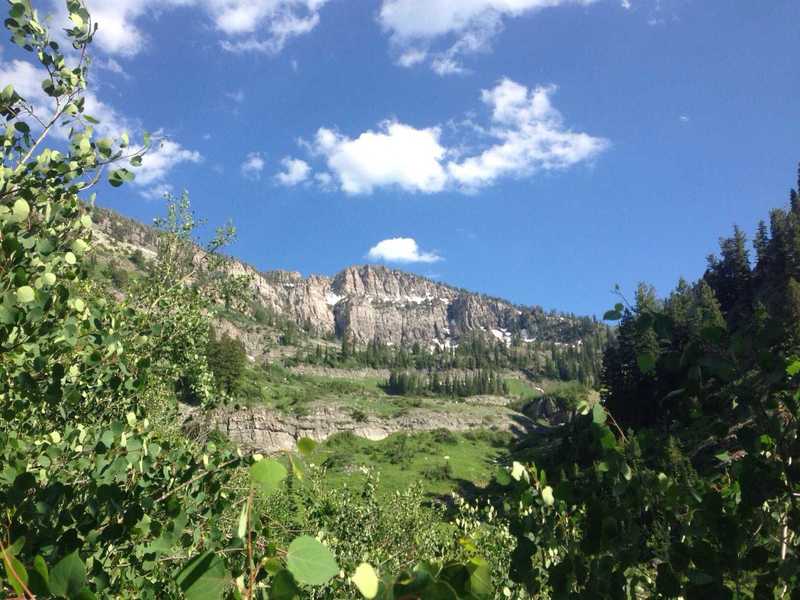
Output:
(227, 0), (326, 54)
(76, 0), (153, 57)
(312, 122), (448, 194)
(367, 238), (442, 264)
(241, 152), (266, 180)
(66, 0), (329, 57)
(275, 157), (311, 186)
(0, 60), (55, 118)
(0, 59), (202, 196)
(379, 0), (595, 74)
(300, 78), (607, 195)
(136, 140), (203, 186)
(447, 79), (609, 189)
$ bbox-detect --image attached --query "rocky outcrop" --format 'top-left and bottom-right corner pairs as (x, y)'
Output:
(243, 263), (591, 348)
(93, 207), (597, 349)
(520, 397), (575, 426)
(194, 403), (534, 453)
(256, 271), (336, 335)
(288, 365), (392, 380)
(447, 295), (517, 338)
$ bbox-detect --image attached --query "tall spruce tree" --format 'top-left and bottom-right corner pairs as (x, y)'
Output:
(207, 329), (248, 396)
(704, 225), (753, 329)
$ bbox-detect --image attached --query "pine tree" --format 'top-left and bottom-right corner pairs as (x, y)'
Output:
(784, 277), (800, 349)
(754, 220), (770, 264)
(704, 226), (753, 328)
(206, 329), (248, 396)
(341, 332), (353, 360)
(601, 285), (662, 428)
(690, 280), (726, 335)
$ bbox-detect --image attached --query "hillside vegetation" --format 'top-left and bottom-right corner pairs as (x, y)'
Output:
(1, 3), (799, 599)
(91, 202), (611, 389)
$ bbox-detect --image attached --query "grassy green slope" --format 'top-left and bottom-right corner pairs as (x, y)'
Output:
(307, 429), (511, 497)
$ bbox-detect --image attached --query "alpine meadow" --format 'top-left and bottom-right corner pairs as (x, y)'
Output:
(1, 1), (799, 599)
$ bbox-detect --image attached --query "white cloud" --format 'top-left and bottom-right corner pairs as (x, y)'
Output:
(78, 0), (154, 57)
(312, 122), (448, 194)
(379, 0), (595, 74)
(447, 79), (609, 189)
(241, 152), (266, 180)
(367, 238), (442, 264)
(275, 157), (311, 186)
(397, 48), (428, 67)
(380, 0), (592, 39)
(219, 5), (323, 54)
(431, 56), (467, 76)
(0, 60), (54, 118)
(301, 78), (607, 195)
(211, 0), (327, 36)
(84, 95), (134, 139)
(68, 0), (329, 57)
(314, 172), (335, 190)
(136, 139), (203, 186)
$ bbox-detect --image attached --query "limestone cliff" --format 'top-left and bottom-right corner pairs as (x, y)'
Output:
(93, 207), (597, 348)
(189, 402), (534, 453)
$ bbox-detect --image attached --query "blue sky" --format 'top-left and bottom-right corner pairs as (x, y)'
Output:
(2, 0), (799, 316)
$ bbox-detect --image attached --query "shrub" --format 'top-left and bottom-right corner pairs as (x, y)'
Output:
(432, 428), (459, 445)
(421, 462), (454, 481)
(129, 248), (146, 268)
(350, 408), (368, 422)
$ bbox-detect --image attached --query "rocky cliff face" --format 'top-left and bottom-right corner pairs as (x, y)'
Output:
(190, 403), (534, 453)
(331, 265), (456, 345)
(93, 207), (595, 348)
(240, 263), (593, 348)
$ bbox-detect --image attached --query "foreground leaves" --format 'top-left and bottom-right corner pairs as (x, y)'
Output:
(285, 536), (339, 586)
(1, 546), (28, 597)
(49, 553), (90, 599)
(177, 552), (230, 600)
(351, 563), (379, 599)
(250, 458), (288, 495)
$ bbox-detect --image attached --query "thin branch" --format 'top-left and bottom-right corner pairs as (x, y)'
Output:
(76, 164), (106, 193)
(604, 409), (628, 443)
(13, 91), (78, 171)
(0, 541), (36, 599)
(153, 457), (239, 504)
(246, 491), (255, 600)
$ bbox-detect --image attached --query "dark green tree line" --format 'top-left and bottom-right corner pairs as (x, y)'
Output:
(385, 369), (508, 397)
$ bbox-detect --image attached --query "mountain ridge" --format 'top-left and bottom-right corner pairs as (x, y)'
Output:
(92, 205), (602, 349)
